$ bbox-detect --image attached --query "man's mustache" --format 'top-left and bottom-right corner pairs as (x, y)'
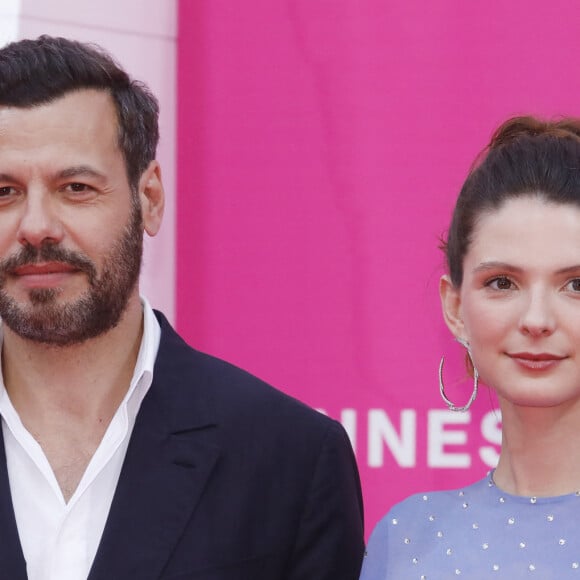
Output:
(0, 243), (97, 284)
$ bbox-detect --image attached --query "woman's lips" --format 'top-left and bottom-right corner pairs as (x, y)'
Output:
(507, 352), (567, 371)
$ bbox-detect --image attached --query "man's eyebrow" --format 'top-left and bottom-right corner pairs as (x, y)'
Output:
(57, 165), (107, 181)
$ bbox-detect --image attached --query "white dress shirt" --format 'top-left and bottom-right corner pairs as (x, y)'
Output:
(0, 298), (161, 580)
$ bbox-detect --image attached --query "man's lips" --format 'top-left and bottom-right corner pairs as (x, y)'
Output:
(12, 262), (79, 276)
(9, 262), (80, 288)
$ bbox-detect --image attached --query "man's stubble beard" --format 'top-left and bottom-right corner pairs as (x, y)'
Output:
(0, 199), (143, 346)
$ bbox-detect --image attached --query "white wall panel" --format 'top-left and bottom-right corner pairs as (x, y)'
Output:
(0, 0), (20, 46)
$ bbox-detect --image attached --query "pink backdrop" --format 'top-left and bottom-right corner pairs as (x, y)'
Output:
(176, 0), (580, 536)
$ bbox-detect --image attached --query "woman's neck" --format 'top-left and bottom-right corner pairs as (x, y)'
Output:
(493, 400), (580, 497)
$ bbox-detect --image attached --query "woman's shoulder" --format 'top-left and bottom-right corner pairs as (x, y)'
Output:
(393, 474), (490, 513)
(369, 474), (492, 542)
(360, 476), (493, 579)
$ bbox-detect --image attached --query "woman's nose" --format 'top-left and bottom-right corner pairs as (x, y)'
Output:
(518, 289), (556, 337)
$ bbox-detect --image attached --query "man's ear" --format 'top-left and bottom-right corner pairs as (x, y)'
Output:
(439, 275), (466, 341)
(138, 160), (165, 236)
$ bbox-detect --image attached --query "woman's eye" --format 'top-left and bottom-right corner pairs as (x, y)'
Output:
(565, 278), (580, 292)
(486, 276), (513, 290)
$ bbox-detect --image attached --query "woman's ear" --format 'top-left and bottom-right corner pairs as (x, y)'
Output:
(139, 160), (165, 236)
(439, 275), (466, 340)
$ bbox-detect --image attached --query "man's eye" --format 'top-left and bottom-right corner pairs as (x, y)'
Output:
(67, 183), (89, 192)
(0, 186), (14, 196)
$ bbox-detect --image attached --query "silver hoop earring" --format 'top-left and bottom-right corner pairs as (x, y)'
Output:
(438, 338), (479, 412)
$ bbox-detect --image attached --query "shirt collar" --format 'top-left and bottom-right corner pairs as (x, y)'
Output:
(125, 296), (161, 420)
(0, 296), (162, 425)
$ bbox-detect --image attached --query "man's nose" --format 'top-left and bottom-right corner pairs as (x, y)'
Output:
(16, 191), (64, 248)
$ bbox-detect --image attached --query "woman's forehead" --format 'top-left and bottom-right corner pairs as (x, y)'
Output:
(467, 197), (580, 265)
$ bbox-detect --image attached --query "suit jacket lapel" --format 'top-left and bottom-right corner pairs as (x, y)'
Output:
(0, 428), (27, 579)
(88, 314), (221, 580)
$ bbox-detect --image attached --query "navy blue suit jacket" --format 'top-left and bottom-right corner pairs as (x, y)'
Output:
(0, 311), (365, 579)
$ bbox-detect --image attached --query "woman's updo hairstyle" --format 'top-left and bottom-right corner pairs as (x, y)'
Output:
(445, 115), (580, 287)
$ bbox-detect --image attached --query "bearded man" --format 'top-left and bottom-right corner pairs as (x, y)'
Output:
(0, 36), (365, 580)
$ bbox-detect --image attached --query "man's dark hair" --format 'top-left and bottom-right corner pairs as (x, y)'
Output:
(0, 35), (159, 191)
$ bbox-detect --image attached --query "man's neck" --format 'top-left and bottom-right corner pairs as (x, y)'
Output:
(0, 295), (145, 502)
(3, 298), (143, 411)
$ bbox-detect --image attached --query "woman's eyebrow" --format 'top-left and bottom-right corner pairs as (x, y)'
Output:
(471, 261), (522, 274)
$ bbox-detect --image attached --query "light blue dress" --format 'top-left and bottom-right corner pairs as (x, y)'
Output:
(360, 472), (580, 579)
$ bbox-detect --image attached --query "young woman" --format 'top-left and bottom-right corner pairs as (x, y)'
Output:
(360, 116), (580, 578)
